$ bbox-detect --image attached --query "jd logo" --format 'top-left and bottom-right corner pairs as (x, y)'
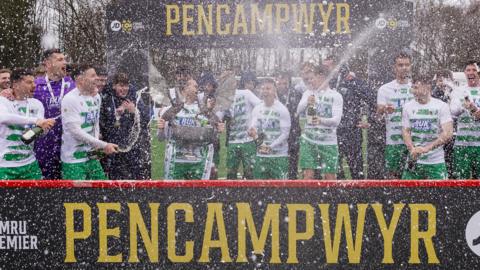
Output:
(466, 211), (480, 256)
(110, 20), (121, 32)
(375, 17), (387, 29)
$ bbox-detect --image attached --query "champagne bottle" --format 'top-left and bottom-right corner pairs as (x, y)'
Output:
(114, 112), (121, 128)
(21, 126), (44, 145)
(307, 104), (316, 125)
(168, 88), (179, 106)
(87, 149), (106, 160)
(405, 155), (417, 171)
(199, 118), (209, 127)
(255, 132), (266, 147)
(465, 96), (478, 114)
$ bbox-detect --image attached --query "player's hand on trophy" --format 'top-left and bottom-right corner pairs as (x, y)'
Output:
(473, 110), (480, 120)
(463, 98), (480, 118)
(206, 97), (216, 110)
(217, 122), (225, 133)
(463, 97), (474, 110)
(158, 118), (166, 129)
(356, 120), (370, 129)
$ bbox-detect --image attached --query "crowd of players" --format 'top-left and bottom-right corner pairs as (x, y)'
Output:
(0, 49), (479, 180)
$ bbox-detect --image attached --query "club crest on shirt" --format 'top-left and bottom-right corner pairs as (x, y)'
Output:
(48, 97), (60, 107)
(84, 111), (98, 124)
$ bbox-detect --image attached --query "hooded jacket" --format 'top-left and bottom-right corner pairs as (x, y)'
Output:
(100, 83), (150, 148)
(99, 83), (152, 179)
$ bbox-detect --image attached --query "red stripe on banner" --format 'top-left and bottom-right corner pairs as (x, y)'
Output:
(0, 180), (479, 188)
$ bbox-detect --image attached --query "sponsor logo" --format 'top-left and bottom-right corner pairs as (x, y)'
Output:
(122, 20), (133, 33)
(466, 211), (480, 256)
(375, 18), (387, 29)
(111, 19), (144, 33)
(177, 117), (197, 127)
(388, 19), (397, 29)
(0, 220), (38, 250)
(411, 119), (432, 131)
(132, 22), (145, 31)
(110, 20), (121, 32)
(375, 17), (410, 30)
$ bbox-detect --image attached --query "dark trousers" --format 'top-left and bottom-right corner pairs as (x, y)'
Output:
(367, 119), (386, 179)
(107, 149), (151, 180)
(337, 127), (364, 179)
(103, 134), (151, 180)
(288, 135), (300, 179)
(444, 139), (455, 179)
(36, 147), (62, 180)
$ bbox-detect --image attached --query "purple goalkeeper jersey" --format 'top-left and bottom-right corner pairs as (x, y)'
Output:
(33, 75), (75, 179)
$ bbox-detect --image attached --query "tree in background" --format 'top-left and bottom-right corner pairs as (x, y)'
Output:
(412, 1), (480, 72)
(0, 0), (42, 69)
(41, 0), (109, 65)
(2, 1), (480, 75)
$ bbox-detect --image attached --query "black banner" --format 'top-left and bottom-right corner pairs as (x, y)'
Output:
(148, 0), (354, 48)
(1, 180), (480, 269)
(106, 0), (412, 49)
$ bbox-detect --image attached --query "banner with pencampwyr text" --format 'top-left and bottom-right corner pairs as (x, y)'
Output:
(1, 180), (478, 269)
(107, 0), (413, 49)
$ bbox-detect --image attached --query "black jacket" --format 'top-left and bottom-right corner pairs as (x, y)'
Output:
(100, 83), (150, 148)
(331, 76), (375, 131)
(278, 87), (302, 140)
(99, 83), (152, 179)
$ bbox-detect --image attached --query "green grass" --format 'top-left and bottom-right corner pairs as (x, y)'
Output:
(151, 126), (165, 179)
(151, 118), (369, 180)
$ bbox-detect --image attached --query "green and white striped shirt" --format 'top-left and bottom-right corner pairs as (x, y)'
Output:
(450, 86), (480, 147)
(61, 88), (103, 163)
(377, 80), (413, 145)
(402, 98), (452, 164)
(0, 97), (44, 167)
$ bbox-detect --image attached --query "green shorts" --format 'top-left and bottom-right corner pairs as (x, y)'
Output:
(299, 138), (338, 174)
(453, 146), (480, 179)
(402, 163), (447, 180)
(171, 162), (205, 180)
(62, 159), (107, 180)
(385, 144), (409, 175)
(253, 156), (289, 180)
(0, 161), (42, 180)
(227, 141), (256, 179)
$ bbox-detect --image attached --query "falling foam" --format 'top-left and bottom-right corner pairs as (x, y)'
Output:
(117, 87), (148, 153)
(320, 9), (400, 90)
(41, 32), (57, 50)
